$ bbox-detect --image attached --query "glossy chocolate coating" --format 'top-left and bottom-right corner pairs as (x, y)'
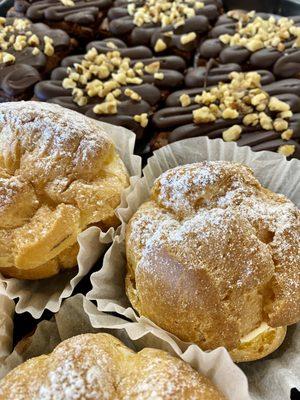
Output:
(152, 67), (300, 158)
(34, 38), (186, 139)
(12, 0), (112, 24)
(0, 19), (70, 101)
(107, 0), (222, 55)
(198, 10), (300, 78)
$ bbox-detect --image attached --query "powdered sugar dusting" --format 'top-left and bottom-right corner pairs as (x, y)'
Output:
(0, 333), (225, 399)
(127, 161), (300, 345)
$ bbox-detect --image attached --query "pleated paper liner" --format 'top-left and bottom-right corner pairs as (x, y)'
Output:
(87, 137), (300, 400)
(0, 282), (14, 364)
(0, 120), (141, 319)
(0, 294), (251, 400)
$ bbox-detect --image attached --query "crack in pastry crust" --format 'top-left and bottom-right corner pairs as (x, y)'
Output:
(0, 101), (129, 279)
(126, 162), (300, 360)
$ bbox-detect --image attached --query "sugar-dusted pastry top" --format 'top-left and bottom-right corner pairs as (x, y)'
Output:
(34, 38), (185, 138)
(0, 333), (226, 400)
(0, 101), (129, 279)
(0, 17), (71, 101)
(107, 0), (222, 55)
(126, 162), (300, 360)
(152, 69), (300, 158)
(198, 10), (300, 78)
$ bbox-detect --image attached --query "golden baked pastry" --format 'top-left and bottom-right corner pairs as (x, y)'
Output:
(0, 101), (129, 280)
(126, 161), (300, 362)
(0, 333), (226, 400)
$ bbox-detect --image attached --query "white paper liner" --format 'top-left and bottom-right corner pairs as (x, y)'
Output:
(0, 294), (251, 400)
(0, 282), (14, 364)
(0, 120), (141, 319)
(87, 137), (300, 399)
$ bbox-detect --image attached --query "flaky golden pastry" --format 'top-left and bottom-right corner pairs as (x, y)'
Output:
(0, 101), (129, 279)
(0, 333), (226, 400)
(126, 162), (300, 362)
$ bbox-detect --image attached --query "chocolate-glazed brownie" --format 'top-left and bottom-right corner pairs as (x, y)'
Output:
(8, 0), (113, 40)
(152, 65), (300, 158)
(0, 17), (73, 102)
(196, 10), (300, 78)
(105, 0), (223, 59)
(34, 38), (186, 141)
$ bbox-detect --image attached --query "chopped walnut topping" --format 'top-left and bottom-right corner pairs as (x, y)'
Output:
(193, 107), (216, 123)
(0, 52), (15, 63)
(154, 38), (167, 52)
(62, 78), (77, 89)
(154, 72), (164, 80)
(243, 113), (259, 126)
(145, 61), (160, 74)
(278, 144), (295, 156)
(60, 0), (75, 6)
(268, 97), (290, 112)
(189, 71), (293, 144)
(0, 18), (52, 65)
(28, 34), (39, 46)
(281, 129), (294, 140)
(32, 47), (40, 55)
(93, 101), (118, 115)
(106, 41), (118, 49)
(128, 0), (203, 30)
(259, 112), (273, 130)
(133, 113), (149, 127)
(223, 125), (242, 141)
(222, 10), (300, 52)
(43, 36), (54, 56)
(222, 108), (239, 119)
(273, 118), (289, 132)
(124, 88), (141, 101)
(179, 94), (191, 107)
(180, 32), (197, 45)
(62, 45), (162, 115)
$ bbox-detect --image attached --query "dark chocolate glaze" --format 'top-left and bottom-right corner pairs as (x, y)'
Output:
(198, 10), (300, 78)
(12, 0), (112, 25)
(34, 38), (186, 139)
(107, 0), (222, 55)
(0, 19), (71, 101)
(152, 68), (300, 158)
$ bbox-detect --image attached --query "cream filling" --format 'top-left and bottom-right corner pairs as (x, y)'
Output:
(240, 322), (273, 344)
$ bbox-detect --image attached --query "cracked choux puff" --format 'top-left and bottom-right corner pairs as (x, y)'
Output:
(0, 101), (129, 280)
(0, 333), (226, 399)
(126, 161), (300, 362)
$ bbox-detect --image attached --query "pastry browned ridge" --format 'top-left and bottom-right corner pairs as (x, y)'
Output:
(126, 161), (300, 362)
(0, 333), (227, 399)
(0, 101), (129, 280)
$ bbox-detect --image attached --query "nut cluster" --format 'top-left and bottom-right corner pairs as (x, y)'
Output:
(62, 43), (164, 127)
(60, 0), (75, 6)
(179, 71), (295, 156)
(220, 10), (300, 52)
(127, 0), (204, 51)
(0, 17), (54, 64)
